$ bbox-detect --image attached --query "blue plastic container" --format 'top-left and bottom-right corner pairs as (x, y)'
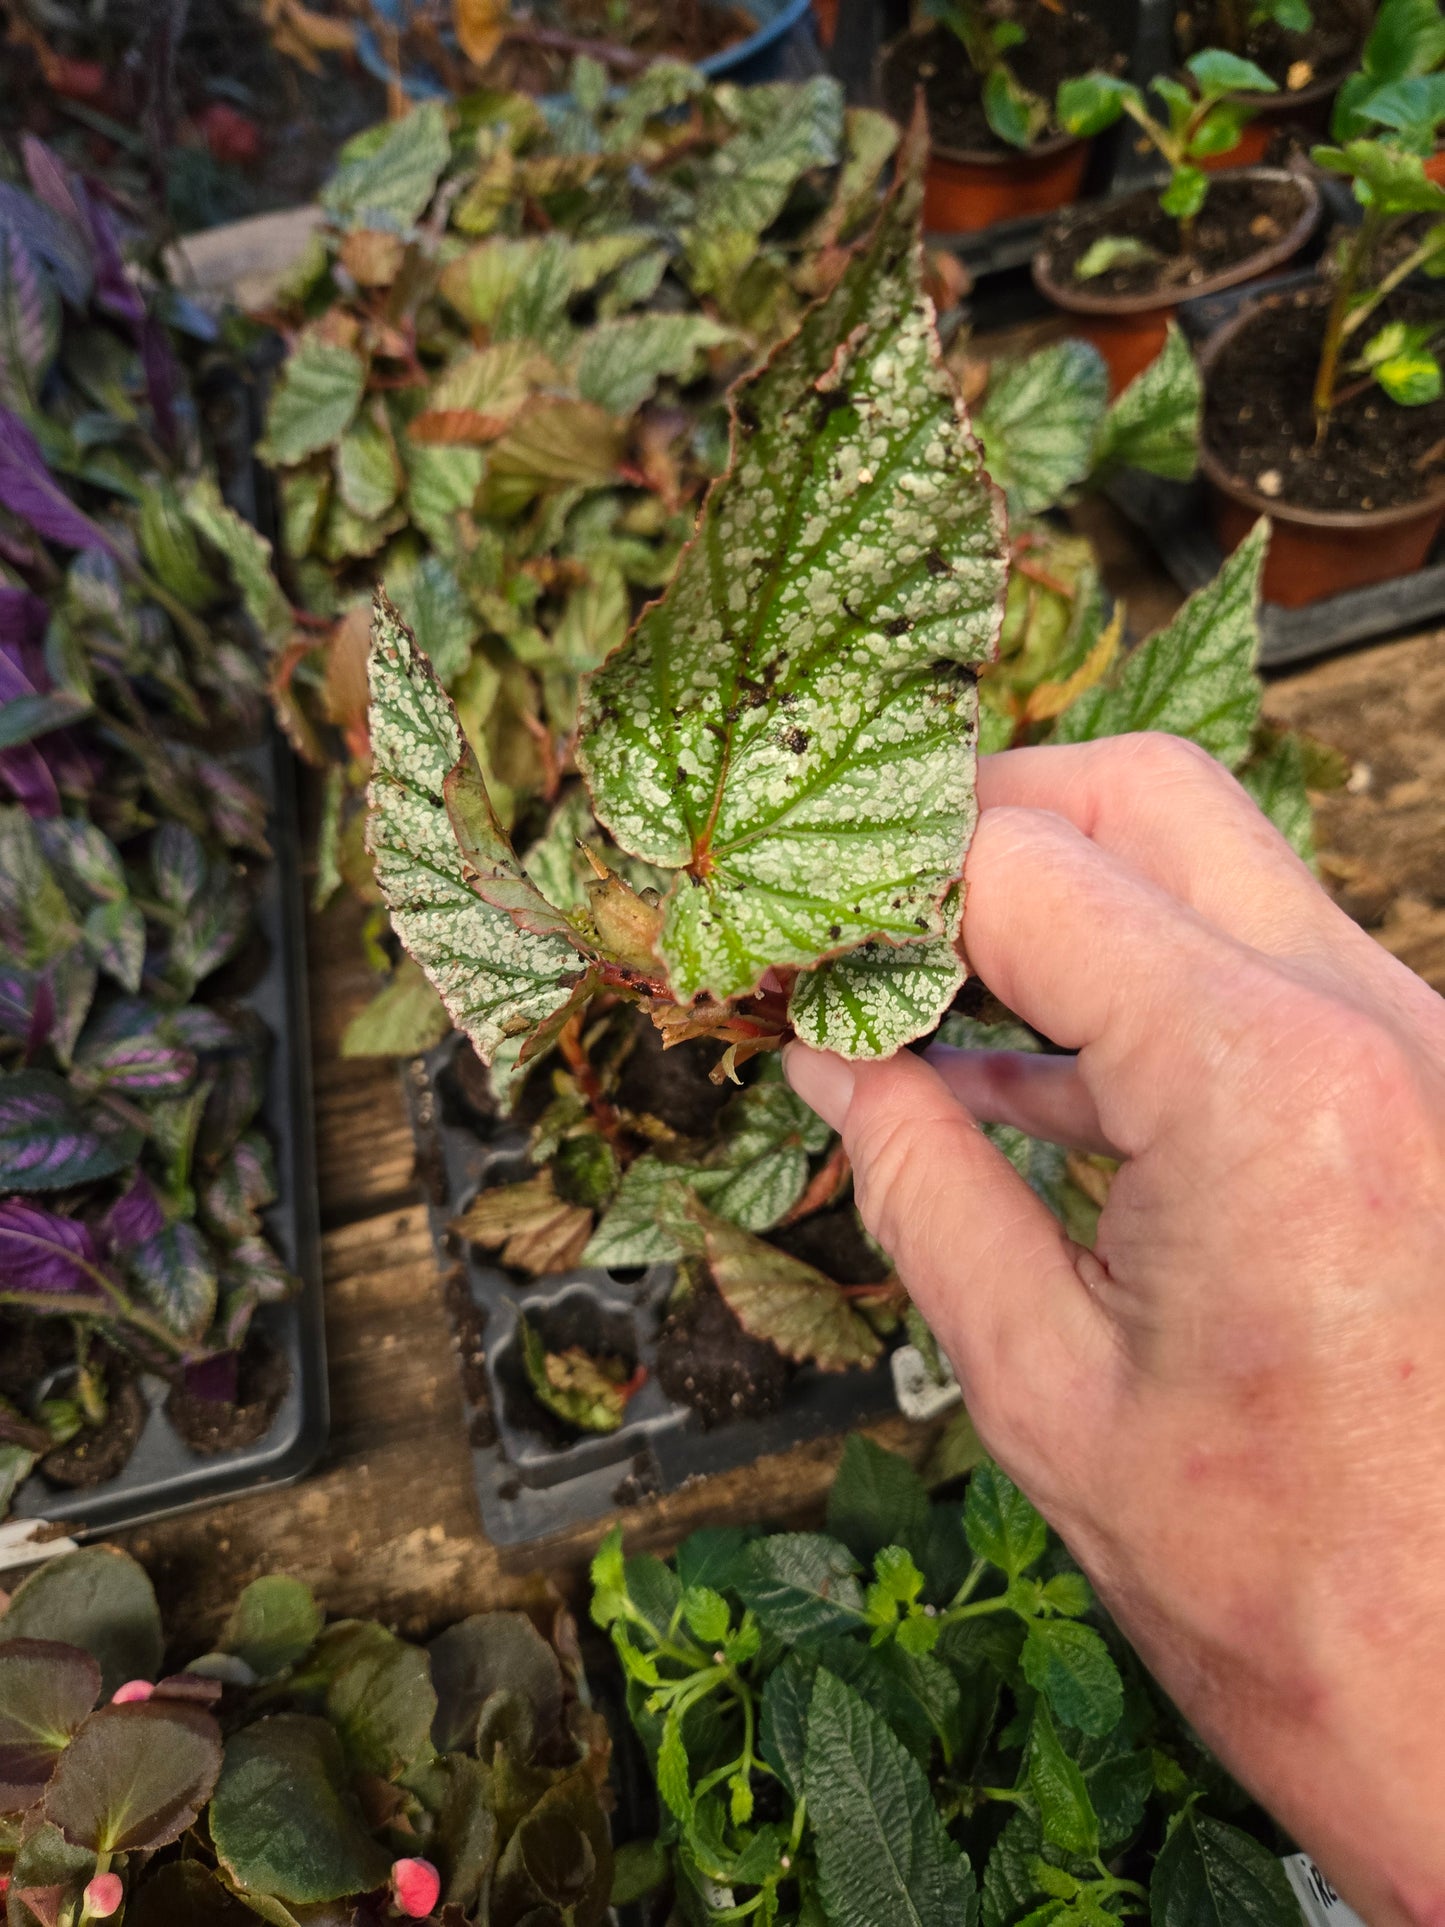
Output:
(355, 0), (817, 98)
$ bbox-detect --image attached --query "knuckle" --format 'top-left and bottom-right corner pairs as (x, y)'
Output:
(1114, 729), (1220, 788)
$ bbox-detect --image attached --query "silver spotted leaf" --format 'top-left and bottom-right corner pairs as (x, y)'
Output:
(366, 595), (583, 1062)
(577, 152), (1007, 1017)
(789, 884), (965, 1058)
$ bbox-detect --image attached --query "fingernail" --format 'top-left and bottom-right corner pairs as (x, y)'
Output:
(783, 1043), (856, 1129)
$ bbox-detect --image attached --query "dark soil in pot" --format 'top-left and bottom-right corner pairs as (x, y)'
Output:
(613, 1022), (734, 1139)
(768, 1203), (891, 1285)
(40, 1377), (147, 1490)
(1203, 286), (1445, 513)
(657, 1275), (789, 1427)
(879, 6), (1117, 156)
(1175, 0), (1362, 98)
(166, 1334), (291, 1454)
(1042, 172), (1310, 299)
(0, 1317), (71, 1404)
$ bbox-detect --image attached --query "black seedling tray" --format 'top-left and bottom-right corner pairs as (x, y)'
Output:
(1105, 269), (1445, 668)
(409, 1035), (899, 1549)
(8, 733), (329, 1542)
(6, 370), (327, 1551)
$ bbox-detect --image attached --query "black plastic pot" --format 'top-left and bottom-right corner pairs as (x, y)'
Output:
(4, 372), (327, 1554)
(409, 1033), (899, 1548)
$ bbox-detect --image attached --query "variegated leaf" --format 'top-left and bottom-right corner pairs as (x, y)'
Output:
(366, 595), (581, 1062)
(974, 339), (1108, 519)
(578, 160), (1006, 1017)
(788, 930), (966, 1059)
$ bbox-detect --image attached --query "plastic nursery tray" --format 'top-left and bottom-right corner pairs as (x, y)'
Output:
(1105, 269), (1445, 668)
(5, 373), (327, 1556)
(408, 1035), (900, 1548)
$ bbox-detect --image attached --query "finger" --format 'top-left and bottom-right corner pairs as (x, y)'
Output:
(978, 735), (1349, 960)
(926, 1046), (1119, 1157)
(959, 803), (1268, 1151)
(784, 1042), (1116, 1458)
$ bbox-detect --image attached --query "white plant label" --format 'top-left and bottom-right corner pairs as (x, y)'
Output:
(1283, 1854), (1369, 1927)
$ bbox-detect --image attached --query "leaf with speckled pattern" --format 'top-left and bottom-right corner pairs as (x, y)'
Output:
(366, 595), (582, 1062)
(789, 933), (966, 1058)
(577, 154), (1007, 1019)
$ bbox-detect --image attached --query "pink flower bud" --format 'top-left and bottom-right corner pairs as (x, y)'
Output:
(391, 1857), (441, 1918)
(111, 1679), (154, 1704)
(84, 1873), (123, 1918)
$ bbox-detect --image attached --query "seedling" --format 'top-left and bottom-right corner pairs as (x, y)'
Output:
(594, 1436), (1309, 1925)
(1057, 50), (1278, 264)
(1216, 0), (1314, 56)
(1309, 138), (1445, 428)
(923, 0), (1049, 147)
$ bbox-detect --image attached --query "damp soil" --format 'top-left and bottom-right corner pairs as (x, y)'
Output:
(166, 1335), (290, 1454)
(1203, 287), (1445, 514)
(657, 1275), (789, 1427)
(1041, 173), (1309, 299)
(1174, 0), (1363, 97)
(880, 6), (1119, 158)
(40, 1377), (147, 1490)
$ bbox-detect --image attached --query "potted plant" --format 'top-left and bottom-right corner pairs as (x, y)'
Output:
(876, 0), (1125, 232)
(1175, 0), (1366, 164)
(1035, 53), (1322, 391)
(0, 144), (311, 1523)
(0, 1542), (613, 1921)
(1199, 136), (1445, 603)
(595, 1435), (1307, 1924)
(360, 148), (1320, 1485)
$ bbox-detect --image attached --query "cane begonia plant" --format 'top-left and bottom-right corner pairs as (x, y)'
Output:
(0, 1543), (613, 1924)
(0, 146), (296, 1515)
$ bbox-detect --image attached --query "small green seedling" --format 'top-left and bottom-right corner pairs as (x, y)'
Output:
(924, 0), (1050, 148)
(1057, 50), (1278, 267)
(1309, 137), (1445, 428)
(1332, 0), (1445, 142)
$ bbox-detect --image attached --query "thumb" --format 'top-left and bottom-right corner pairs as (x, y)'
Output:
(783, 1042), (1115, 1456)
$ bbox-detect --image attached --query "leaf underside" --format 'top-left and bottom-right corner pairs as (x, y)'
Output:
(577, 150), (1007, 1013)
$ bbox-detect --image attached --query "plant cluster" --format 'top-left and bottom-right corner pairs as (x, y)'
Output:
(593, 1436), (1305, 1927)
(366, 151), (1325, 1417)
(0, 143), (299, 1515)
(253, 69), (900, 1043)
(1056, 51), (1279, 265)
(0, 1542), (613, 1924)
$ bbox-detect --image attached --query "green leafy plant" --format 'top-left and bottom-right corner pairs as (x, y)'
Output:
(1331, 0), (1445, 142)
(593, 1436), (1303, 1926)
(1307, 138), (1445, 425)
(362, 147), (1326, 1417)
(255, 71), (899, 1020)
(0, 144), (299, 1517)
(1056, 52), (1278, 262)
(0, 1542), (614, 1923)
(921, 0), (1049, 148)
(1214, 0), (1313, 58)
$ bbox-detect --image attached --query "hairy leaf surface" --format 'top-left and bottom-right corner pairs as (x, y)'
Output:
(578, 159), (1006, 1011)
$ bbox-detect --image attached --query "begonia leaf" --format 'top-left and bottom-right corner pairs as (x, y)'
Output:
(0, 1640), (102, 1814)
(577, 150), (1006, 1014)
(43, 1701), (221, 1852)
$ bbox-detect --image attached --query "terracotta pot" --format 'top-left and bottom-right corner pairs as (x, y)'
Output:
(1031, 166), (1322, 395)
(812, 0), (837, 46)
(1197, 70), (1345, 171)
(877, 29), (1092, 235)
(1424, 146), (1445, 184)
(1198, 297), (1445, 605)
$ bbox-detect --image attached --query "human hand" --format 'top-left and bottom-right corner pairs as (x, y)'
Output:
(784, 733), (1445, 1926)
